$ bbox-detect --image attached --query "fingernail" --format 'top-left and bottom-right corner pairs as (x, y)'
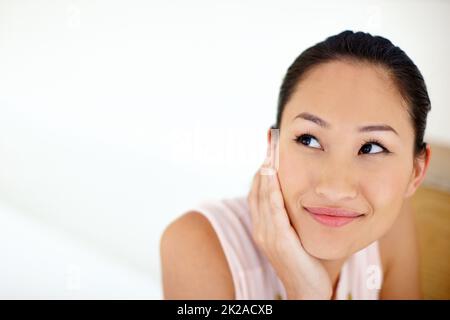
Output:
(260, 166), (275, 176)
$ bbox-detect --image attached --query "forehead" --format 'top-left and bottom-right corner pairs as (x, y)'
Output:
(282, 60), (412, 134)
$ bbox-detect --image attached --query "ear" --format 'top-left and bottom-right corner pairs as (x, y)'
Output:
(404, 144), (432, 198)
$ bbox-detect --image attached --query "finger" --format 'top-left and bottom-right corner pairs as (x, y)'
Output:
(259, 130), (283, 213)
(266, 128), (281, 171)
(260, 170), (285, 216)
(260, 129), (279, 176)
(247, 168), (261, 225)
(259, 174), (283, 238)
(260, 154), (276, 176)
(252, 131), (273, 225)
(254, 128), (281, 234)
(259, 163), (289, 237)
(271, 128), (280, 172)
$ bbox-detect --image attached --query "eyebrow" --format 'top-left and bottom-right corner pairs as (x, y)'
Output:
(293, 112), (399, 136)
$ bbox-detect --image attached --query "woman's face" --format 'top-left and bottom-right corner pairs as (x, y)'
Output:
(277, 60), (421, 260)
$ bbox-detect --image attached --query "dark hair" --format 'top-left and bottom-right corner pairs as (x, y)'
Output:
(273, 30), (430, 157)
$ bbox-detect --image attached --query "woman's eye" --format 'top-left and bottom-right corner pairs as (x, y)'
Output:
(359, 143), (385, 154)
(295, 134), (322, 149)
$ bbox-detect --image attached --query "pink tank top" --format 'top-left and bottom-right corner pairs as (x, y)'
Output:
(187, 196), (383, 300)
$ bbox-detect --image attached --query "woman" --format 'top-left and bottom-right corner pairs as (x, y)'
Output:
(160, 30), (432, 299)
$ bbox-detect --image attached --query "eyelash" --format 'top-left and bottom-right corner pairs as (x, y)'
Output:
(293, 132), (391, 155)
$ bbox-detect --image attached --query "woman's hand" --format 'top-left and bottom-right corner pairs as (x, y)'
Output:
(247, 136), (333, 300)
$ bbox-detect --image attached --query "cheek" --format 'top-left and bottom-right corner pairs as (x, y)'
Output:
(277, 147), (318, 207)
(278, 161), (310, 226)
(361, 158), (414, 235)
(361, 158), (413, 209)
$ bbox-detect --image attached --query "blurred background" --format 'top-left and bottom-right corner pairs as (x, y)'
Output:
(0, 0), (449, 299)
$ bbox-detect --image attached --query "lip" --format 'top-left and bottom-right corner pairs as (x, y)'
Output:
(303, 206), (364, 227)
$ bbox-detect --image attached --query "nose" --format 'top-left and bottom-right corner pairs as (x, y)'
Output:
(314, 160), (358, 202)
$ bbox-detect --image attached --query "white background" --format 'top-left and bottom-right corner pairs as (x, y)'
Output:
(0, 0), (449, 298)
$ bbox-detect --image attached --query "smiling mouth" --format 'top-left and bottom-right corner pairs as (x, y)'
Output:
(303, 206), (365, 227)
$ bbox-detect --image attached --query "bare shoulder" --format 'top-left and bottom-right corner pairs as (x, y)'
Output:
(160, 211), (235, 299)
(378, 198), (422, 299)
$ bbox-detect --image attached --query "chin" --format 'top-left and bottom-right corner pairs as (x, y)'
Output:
(294, 218), (359, 260)
(300, 236), (350, 260)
